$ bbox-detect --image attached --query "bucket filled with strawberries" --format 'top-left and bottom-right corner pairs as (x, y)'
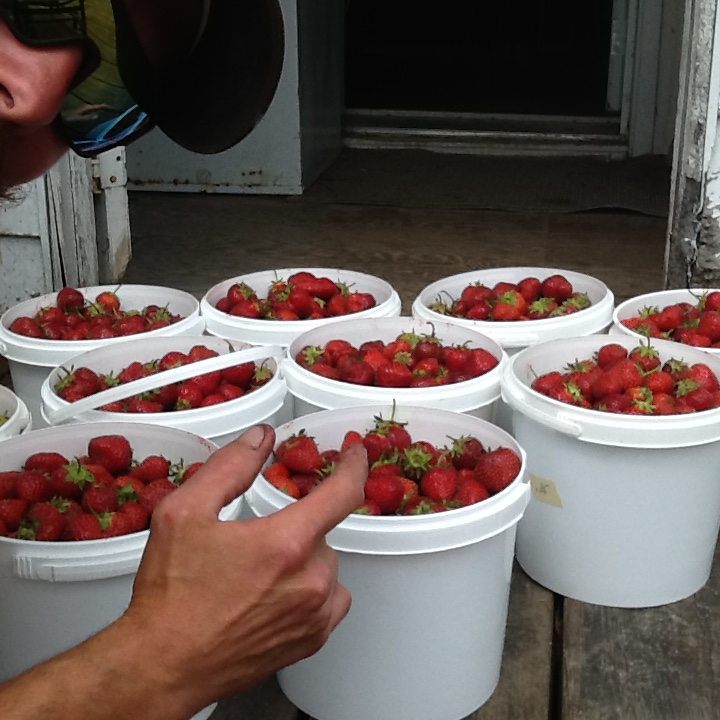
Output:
(412, 266), (614, 352)
(611, 287), (720, 353)
(500, 334), (720, 607)
(200, 267), (402, 347)
(39, 335), (289, 447)
(283, 317), (506, 420)
(247, 404), (529, 720)
(0, 284), (205, 428)
(0, 421), (231, 690)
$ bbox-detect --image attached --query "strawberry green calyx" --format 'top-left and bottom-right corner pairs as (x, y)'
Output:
(564, 359), (595, 374)
(529, 297), (556, 315)
(253, 364), (274, 385)
(401, 445), (434, 480)
(665, 358), (688, 374)
(639, 305), (661, 319)
(405, 499), (437, 515)
(300, 345), (325, 366)
(234, 282), (257, 301)
(393, 351), (413, 366)
(398, 331), (423, 349)
(676, 378), (702, 397)
(370, 451), (402, 470)
(117, 483), (140, 504)
(631, 397), (656, 414)
(63, 460), (96, 490)
(564, 381), (586, 405)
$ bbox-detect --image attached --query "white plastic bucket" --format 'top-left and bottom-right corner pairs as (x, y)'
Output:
(0, 421), (235, 720)
(412, 266), (615, 432)
(200, 267), (402, 346)
(611, 287), (720, 355)
(246, 405), (530, 720)
(0, 285), (205, 429)
(283, 317), (507, 421)
(501, 334), (720, 608)
(0, 385), (32, 440)
(39, 336), (289, 447)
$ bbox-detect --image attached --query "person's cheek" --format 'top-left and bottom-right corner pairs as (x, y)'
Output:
(1, 124), (70, 188)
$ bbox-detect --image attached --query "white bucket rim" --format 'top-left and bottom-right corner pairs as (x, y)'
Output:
(412, 266), (615, 348)
(0, 421), (221, 559)
(246, 404), (530, 554)
(0, 386), (32, 439)
(501, 334), (720, 447)
(283, 316), (506, 412)
(612, 288), (720, 354)
(199, 267), (402, 345)
(39, 336), (287, 435)
(0, 284), (204, 366)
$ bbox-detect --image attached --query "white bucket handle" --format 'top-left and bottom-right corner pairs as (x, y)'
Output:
(501, 377), (583, 438)
(14, 397), (32, 435)
(46, 344), (284, 425)
(13, 548), (142, 582)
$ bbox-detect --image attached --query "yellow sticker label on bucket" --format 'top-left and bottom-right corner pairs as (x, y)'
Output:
(529, 473), (563, 508)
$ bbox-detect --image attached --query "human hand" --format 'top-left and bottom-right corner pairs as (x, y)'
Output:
(119, 423), (368, 717)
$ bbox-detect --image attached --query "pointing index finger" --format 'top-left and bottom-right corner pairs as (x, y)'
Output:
(275, 443), (368, 538)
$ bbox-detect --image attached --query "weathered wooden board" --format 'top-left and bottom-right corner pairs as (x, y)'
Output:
(562, 543), (720, 720)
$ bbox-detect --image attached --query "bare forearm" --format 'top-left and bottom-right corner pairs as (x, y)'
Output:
(0, 615), (197, 720)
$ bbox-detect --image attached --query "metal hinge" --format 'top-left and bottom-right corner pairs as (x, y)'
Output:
(90, 148), (128, 194)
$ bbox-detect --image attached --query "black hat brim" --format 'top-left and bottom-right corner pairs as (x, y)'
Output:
(114, 0), (285, 154)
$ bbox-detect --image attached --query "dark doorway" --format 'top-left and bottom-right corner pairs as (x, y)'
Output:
(345, 0), (616, 116)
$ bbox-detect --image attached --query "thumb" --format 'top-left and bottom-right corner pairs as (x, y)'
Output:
(171, 425), (276, 516)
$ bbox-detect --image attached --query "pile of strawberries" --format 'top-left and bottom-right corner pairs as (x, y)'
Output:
(294, 330), (499, 388)
(8, 286), (183, 341)
(619, 291), (720, 348)
(429, 273), (591, 321)
(214, 271), (378, 321)
(54, 344), (273, 412)
(0, 434), (202, 541)
(264, 414), (522, 515)
(531, 341), (720, 414)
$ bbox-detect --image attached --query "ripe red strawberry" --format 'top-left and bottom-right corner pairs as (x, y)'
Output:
(308, 363), (340, 380)
(94, 290), (120, 314)
(102, 512), (135, 538)
(345, 292), (376, 314)
(449, 436), (485, 470)
(138, 478), (177, 514)
(0, 471), (20, 500)
(540, 274), (573, 302)
(48, 461), (94, 499)
(221, 361), (256, 388)
(289, 474), (320, 497)
(263, 462), (290, 485)
(375, 362), (413, 388)
(420, 466), (459, 503)
(595, 343), (628, 369)
(364, 472), (405, 514)
(0, 498), (28, 531)
(192, 371), (223, 396)
(337, 356), (375, 385)
(115, 315), (147, 335)
(686, 363), (720, 392)
(454, 478), (491, 507)
(176, 382), (205, 410)
(229, 298), (263, 318)
(82, 486), (119, 514)
(465, 348), (499, 377)
(644, 370), (675, 395)
(275, 432), (325, 474)
(655, 304), (684, 333)
(355, 498), (383, 515)
(24, 452), (70, 475)
(10, 316), (45, 337)
(362, 431), (392, 464)
(66, 513), (105, 541)
(126, 398), (165, 413)
(56, 286), (85, 312)
(517, 276), (542, 303)
(130, 455), (171, 482)
(174, 461), (204, 485)
(16, 471), (52, 504)
(18, 502), (65, 541)
(474, 448), (522, 494)
(697, 311), (720, 342)
(82, 462), (117, 488)
(118, 501), (150, 533)
(341, 430), (364, 451)
(87, 435), (133, 474)
(628, 344), (661, 372)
